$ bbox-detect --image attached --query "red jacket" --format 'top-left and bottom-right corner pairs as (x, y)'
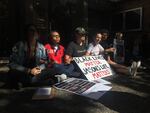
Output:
(45, 44), (64, 64)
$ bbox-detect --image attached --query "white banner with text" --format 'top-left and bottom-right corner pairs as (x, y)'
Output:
(73, 55), (113, 81)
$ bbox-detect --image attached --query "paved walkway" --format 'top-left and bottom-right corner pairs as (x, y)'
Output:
(0, 67), (150, 113)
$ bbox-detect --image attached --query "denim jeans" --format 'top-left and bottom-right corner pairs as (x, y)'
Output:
(31, 68), (58, 83)
(53, 63), (81, 77)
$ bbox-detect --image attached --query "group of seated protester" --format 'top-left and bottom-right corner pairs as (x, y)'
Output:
(7, 24), (141, 89)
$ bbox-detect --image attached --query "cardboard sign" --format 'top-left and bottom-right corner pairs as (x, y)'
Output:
(113, 39), (125, 64)
(54, 78), (96, 94)
(73, 55), (112, 81)
(54, 77), (112, 100)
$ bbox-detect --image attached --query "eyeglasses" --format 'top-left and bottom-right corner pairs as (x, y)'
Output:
(52, 35), (60, 38)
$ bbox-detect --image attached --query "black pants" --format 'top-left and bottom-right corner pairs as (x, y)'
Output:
(8, 68), (58, 89)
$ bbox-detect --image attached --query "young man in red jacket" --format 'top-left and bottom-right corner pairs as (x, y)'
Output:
(45, 31), (64, 66)
(44, 30), (80, 79)
(45, 31), (72, 81)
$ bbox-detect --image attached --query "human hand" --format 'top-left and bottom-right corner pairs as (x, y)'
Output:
(64, 55), (72, 64)
(30, 67), (41, 76)
(109, 47), (116, 52)
(39, 59), (46, 64)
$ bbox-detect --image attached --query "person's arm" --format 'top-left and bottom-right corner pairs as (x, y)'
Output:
(64, 54), (72, 64)
(9, 42), (42, 76)
(37, 42), (48, 69)
(64, 42), (73, 64)
(105, 47), (115, 53)
(85, 43), (93, 56)
(85, 51), (91, 56)
(9, 42), (31, 74)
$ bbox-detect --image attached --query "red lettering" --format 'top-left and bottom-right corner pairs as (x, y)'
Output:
(84, 60), (102, 67)
(92, 60), (101, 65)
(92, 72), (102, 79)
(84, 61), (93, 67)
(92, 69), (110, 79)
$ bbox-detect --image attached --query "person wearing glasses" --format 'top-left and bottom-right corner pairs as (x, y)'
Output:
(45, 30), (80, 80)
(45, 31), (64, 67)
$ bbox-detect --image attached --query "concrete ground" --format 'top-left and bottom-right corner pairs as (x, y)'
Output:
(0, 65), (150, 113)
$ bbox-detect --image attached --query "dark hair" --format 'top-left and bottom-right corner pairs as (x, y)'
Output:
(49, 30), (59, 37)
(25, 24), (38, 34)
(74, 27), (87, 35)
(92, 32), (102, 40)
(24, 24), (38, 41)
(100, 29), (109, 35)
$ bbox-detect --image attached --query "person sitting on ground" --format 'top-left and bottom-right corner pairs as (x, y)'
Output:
(100, 29), (115, 61)
(113, 32), (125, 64)
(64, 27), (87, 78)
(86, 32), (140, 77)
(44, 31), (72, 80)
(45, 31), (65, 67)
(42, 27), (87, 79)
(8, 24), (58, 89)
(101, 30), (141, 76)
(65, 27), (87, 58)
(86, 33), (104, 56)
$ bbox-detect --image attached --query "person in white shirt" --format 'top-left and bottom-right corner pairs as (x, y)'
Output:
(86, 33), (114, 56)
(86, 33), (104, 56)
(86, 32), (140, 77)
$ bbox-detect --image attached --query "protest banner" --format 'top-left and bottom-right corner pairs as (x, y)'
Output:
(54, 77), (112, 100)
(73, 55), (113, 81)
(113, 39), (125, 64)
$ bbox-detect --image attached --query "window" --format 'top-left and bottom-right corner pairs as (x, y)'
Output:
(110, 7), (142, 31)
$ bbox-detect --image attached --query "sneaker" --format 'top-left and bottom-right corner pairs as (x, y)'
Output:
(129, 61), (137, 77)
(137, 60), (141, 68)
(55, 74), (67, 82)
